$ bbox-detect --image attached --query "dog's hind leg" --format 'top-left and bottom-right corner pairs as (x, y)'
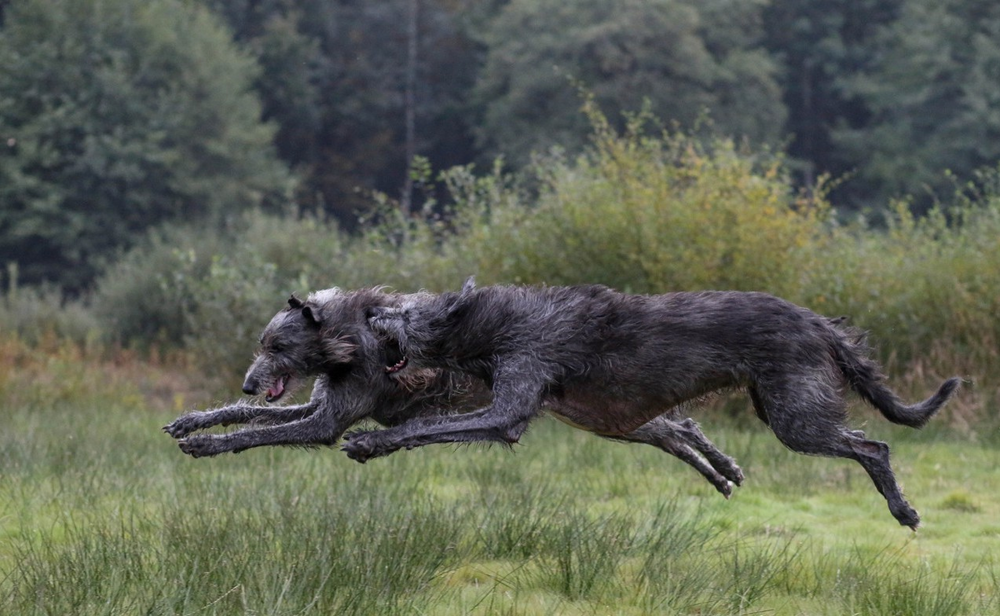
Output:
(672, 417), (745, 486)
(164, 401), (318, 438)
(753, 375), (921, 529)
(602, 419), (736, 498)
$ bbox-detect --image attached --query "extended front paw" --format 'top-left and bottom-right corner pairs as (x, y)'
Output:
(341, 430), (388, 463)
(177, 435), (225, 458)
(164, 412), (211, 439)
(716, 458), (744, 487)
(729, 464), (745, 487)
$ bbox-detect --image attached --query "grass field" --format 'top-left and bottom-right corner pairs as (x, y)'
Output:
(2, 383), (999, 616)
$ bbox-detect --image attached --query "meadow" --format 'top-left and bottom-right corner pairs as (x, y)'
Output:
(1, 345), (999, 616)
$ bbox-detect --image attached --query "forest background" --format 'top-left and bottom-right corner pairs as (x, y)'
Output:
(4, 1), (1000, 613)
(0, 0), (998, 425)
(2, 0), (1000, 421)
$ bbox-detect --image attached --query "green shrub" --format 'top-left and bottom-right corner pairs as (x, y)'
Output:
(0, 264), (98, 346)
(86, 110), (1000, 422)
(487, 106), (829, 296)
(91, 223), (231, 347)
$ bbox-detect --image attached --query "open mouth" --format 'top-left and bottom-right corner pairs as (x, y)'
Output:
(383, 338), (409, 374)
(385, 356), (408, 374)
(265, 375), (289, 402)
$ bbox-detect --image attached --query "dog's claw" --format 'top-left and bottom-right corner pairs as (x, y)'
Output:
(163, 412), (210, 439)
(342, 445), (368, 464)
(732, 468), (745, 486)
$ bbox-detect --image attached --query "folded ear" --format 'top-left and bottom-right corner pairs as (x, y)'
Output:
(288, 294), (305, 309)
(302, 304), (322, 327)
(445, 279), (477, 321)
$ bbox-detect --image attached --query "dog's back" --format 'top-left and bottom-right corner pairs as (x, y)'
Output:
(420, 284), (830, 380)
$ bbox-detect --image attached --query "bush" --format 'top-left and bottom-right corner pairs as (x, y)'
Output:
(0, 0), (293, 290)
(87, 109), (1000, 425)
(484, 106), (828, 297)
(805, 194), (1000, 375)
(0, 264), (99, 346)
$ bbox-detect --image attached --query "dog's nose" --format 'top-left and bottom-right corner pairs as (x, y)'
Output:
(242, 380), (257, 395)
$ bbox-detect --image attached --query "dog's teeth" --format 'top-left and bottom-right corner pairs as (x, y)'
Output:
(385, 358), (408, 373)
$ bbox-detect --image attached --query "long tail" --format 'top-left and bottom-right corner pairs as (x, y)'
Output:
(829, 325), (961, 428)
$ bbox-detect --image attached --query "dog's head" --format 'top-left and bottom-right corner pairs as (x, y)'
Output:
(242, 289), (359, 402)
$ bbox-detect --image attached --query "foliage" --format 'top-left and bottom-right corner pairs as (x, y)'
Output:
(191, 0), (1000, 218)
(0, 264), (98, 346)
(91, 209), (353, 384)
(480, 101), (826, 297)
(203, 0), (482, 220)
(833, 0), (1000, 209)
(802, 173), (1000, 376)
(3, 0), (1000, 267)
(762, 0), (901, 194)
(78, 106), (1000, 425)
(472, 0), (785, 167)
(0, 0), (293, 290)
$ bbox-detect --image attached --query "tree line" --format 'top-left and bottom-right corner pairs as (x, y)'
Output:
(2, 0), (1000, 290)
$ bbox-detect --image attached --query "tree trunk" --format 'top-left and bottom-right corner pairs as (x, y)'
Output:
(400, 0), (419, 215)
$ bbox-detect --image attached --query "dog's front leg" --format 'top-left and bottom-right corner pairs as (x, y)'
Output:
(164, 401), (317, 439)
(343, 363), (545, 462)
(176, 406), (342, 458)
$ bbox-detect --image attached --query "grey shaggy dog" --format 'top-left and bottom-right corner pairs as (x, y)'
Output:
(163, 287), (745, 497)
(163, 288), (486, 456)
(347, 278), (961, 529)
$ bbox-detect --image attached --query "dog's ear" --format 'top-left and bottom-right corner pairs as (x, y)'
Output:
(460, 276), (476, 296)
(288, 294), (305, 310)
(301, 304), (323, 328)
(444, 279), (476, 322)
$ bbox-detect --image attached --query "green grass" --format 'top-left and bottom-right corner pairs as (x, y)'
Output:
(2, 396), (999, 615)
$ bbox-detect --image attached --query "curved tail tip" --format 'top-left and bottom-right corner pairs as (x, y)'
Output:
(939, 377), (963, 399)
(912, 376), (962, 428)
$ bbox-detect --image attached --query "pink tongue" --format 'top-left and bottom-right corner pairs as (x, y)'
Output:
(268, 378), (285, 399)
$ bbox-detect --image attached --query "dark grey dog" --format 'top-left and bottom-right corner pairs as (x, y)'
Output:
(346, 278), (961, 529)
(163, 288), (484, 456)
(163, 287), (745, 497)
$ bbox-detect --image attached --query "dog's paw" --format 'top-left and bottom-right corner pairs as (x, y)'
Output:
(177, 435), (223, 458)
(341, 430), (387, 463)
(713, 479), (734, 499)
(895, 506), (921, 532)
(163, 412), (210, 439)
(722, 461), (745, 487)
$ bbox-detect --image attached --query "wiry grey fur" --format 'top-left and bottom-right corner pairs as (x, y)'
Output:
(347, 278), (961, 529)
(163, 287), (745, 497)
